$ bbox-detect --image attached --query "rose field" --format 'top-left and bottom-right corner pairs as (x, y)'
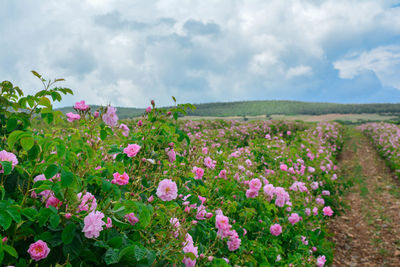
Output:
(2, 74), (400, 266)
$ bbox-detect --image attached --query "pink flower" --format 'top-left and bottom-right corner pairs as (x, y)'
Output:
(288, 213), (301, 225)
(33, 174), (46, 183)
(0, 150), (18, 173)
(156, 179), (178, 201)
(270, 224), (282, 236)
(124, 213), (139, 226)
(82, 211), (105, 238)
(215, 214), (230, 231)
(263, 184), (275, 201)
(192, 167), (204, 180)
(102, 106), (118, 127)
(93, 111), (99, 118)
(46, 196), (62, 209)
(245, 159), (252, 167)
(66, 112), (80, 122)
(218, 169), (227, 179)
(204, 157), (216, 169)
(146, 106), (152, 113)
(148, 195), (154, 202)
(123, 144), (141, 157)
(137, 120), (142, 126)
(316, 197), (325, 206)
(280, 164), (288, 171)
(65, 213), (72, 219)
(246, 189), (259, 198)
(106, 217), (112, 228)
(249, 178), (262, 191)
(166, 148), (176, 163)
(202, 147), (208, 154)
(76, 192), (97, 213)
(227, 233), (241, 251)
(27, 240), (50, 261)
(119, 123), (130, 137)
(322, 206), (333, 216)
(182, 233), (198, 267)
(317, 255), (326, 267)
(111, 172), (129, 185)
(274, 187), (290, 207)
(74, 100), (90, 111)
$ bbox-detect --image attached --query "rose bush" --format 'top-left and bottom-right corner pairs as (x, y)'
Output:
(0, 73), (344, 266)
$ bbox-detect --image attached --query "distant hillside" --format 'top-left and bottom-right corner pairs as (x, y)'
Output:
(57, 100), (400, 119)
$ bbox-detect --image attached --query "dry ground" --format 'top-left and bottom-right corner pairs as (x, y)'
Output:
(329, 129), (400, 266)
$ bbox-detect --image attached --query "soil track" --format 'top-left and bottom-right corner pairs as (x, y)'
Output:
(329, 128), (400, 266)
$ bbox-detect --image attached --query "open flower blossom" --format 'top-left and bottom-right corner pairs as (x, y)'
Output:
(82, 211), (105, 238)
(66, 112), (81, 122)
(102, 106), (118, 127)
(27, 240), (50, 261)
(182, 233), (198, 267)
(322, 206), (334, 216)
(317, 255), (326, 267)
(123, 144), (141, 157)
(166, 148), (176, 163)
(270, 224), (282, 236)
(204, 157), (216, 169)
(77, 192), (97, 213)
(125, 213), (139, 226)
(288, 213), (301, 225)
(192, 166), (204, 180)
(111, 172), (129, 185)
(119, 123), (130, 137)
(249, 178), (262, 191)
(156, 179), (178, 201)
(74, 100), (90, 111)
(0, 150), (18, 173)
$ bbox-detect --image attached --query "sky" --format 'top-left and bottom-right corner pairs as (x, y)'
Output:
(1, 0), (400, 108)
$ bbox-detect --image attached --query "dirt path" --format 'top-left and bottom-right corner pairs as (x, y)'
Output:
(329, 128), (400, 266)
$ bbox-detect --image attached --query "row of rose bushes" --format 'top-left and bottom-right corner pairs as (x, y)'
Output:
(358, 122), (400, 176)
(0, 77), (343, 266)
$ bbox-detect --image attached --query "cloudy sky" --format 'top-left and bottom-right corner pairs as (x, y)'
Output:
(1, 0), (400, 107)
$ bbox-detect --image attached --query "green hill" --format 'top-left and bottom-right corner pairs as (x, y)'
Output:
(57, 100), (400, 119)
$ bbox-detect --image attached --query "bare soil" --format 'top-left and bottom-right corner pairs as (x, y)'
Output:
(329, 129), (400, 266)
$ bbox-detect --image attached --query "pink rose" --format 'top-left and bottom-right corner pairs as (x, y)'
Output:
(82, 211), (105, 239)
(66, 112), (80, 122)
(27, 240), (50, 261)
(270, 224), (282, 236)
(74, 100), (90, 111)
(124, 213), (139, 226)
(322, 206), (333, 216)
(111, 172), (129, 185)
(156, 179), (178, 201)
(123, 144), (141, 157)
(0, 150), (18, 173)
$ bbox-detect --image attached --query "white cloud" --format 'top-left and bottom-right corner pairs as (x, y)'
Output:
(0, 0), (400, 106)
(286, 65), (313, 78)
(334, 45), (400, 89)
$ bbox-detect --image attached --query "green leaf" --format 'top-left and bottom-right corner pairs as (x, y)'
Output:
(100, 129), (107, 140)
(62, 224), (76, 245)
(49, 213), (60, 228)
(61, 170), (74, 188)
(105, 248), (119, 265)
(6, 206), (21, 223)
(56, 144), (66, 158)
(3, 245), (18, 258)
(38, 208), (52, 226)
(0, 161), (12, 175)
(31, 70), (42, 79)
(107, 236), (123, 249)
(20, 136), (34, 151)
(0, 210), (12, 230)
(38, 97), (52, 108)
(6, 117), (17, 132)
(22, 208), (38, 221)
(134, 246), (147, 261)
(44, 164), (59, 179)
(7, 130), (24, 149)
(28, 143), (40, 160)
(118, 245), (136, 262)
